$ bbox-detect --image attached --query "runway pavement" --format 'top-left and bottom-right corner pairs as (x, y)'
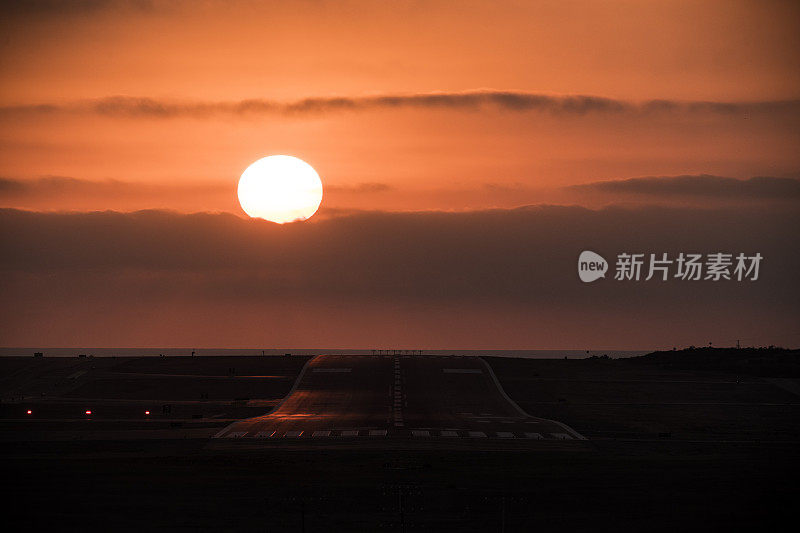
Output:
(213, 354), (586, 443)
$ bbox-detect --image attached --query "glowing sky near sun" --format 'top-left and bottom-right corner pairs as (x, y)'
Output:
(0, 0), (798, 215)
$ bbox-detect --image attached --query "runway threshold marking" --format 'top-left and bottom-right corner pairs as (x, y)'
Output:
(440, 430), (458, 437)
(312, 430), (331, 437)
(468, 431), (487, 438)
(369, 429), (387, 436)
(496, 431), (515, 439)
(340, 430), (359, 437)
(284, 430), (303, 438)
(412, 430), (431, 437)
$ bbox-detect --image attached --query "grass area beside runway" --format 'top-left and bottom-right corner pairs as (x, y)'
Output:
(0, 355), (312, 425)
(485, 352), (800, 442)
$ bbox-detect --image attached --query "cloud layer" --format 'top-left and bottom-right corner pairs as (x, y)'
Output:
(3, 92), (799, 120)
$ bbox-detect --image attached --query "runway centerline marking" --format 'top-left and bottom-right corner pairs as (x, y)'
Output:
(392, 356), (404, 429)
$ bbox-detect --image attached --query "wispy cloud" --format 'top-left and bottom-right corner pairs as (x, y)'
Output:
(571, 174), (800, 200)
(4, 175), (798, 215)
(3, 92), (798, 120)
(0, 176), (399, 214)
(326, 182), (395, 194)
(0, 176), (234, 213)
(0, 176), (227, 198)
(0, 176), (395, 199)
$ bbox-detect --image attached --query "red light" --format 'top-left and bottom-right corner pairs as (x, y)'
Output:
(26, 410), (32, 415)
(145, 411), (150, 415)
(85, 410), (92, 415)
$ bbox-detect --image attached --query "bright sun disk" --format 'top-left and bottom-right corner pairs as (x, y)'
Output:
(237, 155), (323, 224)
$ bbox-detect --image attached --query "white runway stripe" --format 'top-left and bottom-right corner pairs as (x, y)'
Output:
(440, 430), (458, 437)
(340, 430), (359, 437)
(369, 429), (387, 436)
(551, 433), (573, 440)
(496, 431), (515, 439)
(412, 430), (431, 437)
(468, 431), (487, 438)
(524, 432), (544, 439)
(312, 430), (331, 437)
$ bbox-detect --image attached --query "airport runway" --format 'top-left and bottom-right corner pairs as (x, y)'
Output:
(213, 355), (585, 442)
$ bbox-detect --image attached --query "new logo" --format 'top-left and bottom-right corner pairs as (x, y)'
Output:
(578, 251), (608, 282)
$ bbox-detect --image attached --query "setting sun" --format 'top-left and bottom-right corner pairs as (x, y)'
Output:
(237, 155), (323, 224)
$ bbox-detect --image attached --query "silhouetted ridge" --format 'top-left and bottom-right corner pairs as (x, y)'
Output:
(632, 347), (800, 377)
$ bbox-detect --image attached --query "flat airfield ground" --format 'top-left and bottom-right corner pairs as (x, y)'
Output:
(0, 353), (798, 531)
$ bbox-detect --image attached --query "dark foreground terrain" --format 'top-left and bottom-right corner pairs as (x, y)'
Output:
(1, 348), (798, 531)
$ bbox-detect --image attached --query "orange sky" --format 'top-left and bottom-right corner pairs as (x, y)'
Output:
(0, 1), (798, 349)
(1, 0), (799, 214)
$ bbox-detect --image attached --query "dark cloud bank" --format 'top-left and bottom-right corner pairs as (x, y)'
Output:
(3, 92), (798, 119)
(1, 206), (798, 348)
